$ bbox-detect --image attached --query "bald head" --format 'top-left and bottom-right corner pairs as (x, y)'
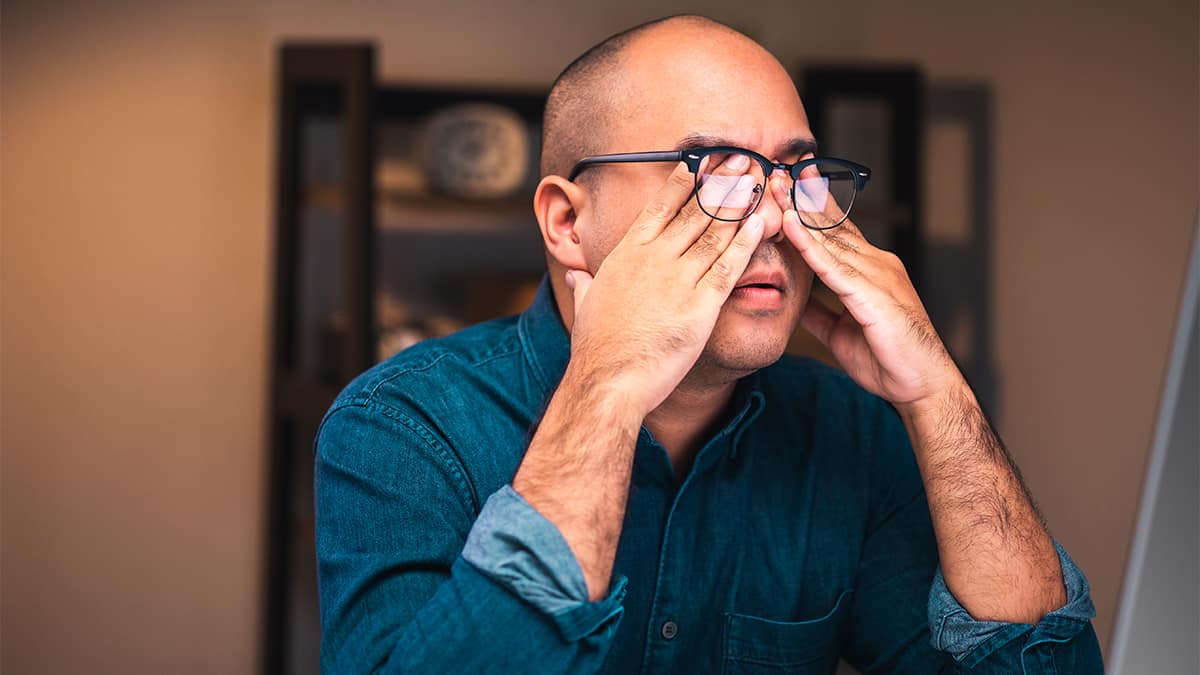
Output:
(540, 15), (777, 182)
(533, 17), (815, 378)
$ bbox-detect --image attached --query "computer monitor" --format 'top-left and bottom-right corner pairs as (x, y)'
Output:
(1107, 211), (1199, 674)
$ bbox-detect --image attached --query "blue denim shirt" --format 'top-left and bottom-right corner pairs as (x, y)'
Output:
(315, 278), (1102, 674)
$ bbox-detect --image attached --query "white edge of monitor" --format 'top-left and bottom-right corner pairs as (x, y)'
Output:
(1106, 204), (1200, 671)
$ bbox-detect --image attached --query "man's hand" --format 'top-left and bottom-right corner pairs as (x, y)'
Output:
(513, 156), (764, 600)
(779, 181), (963, 411)
(564, 157), (766, 418)
(781, 185), (1066, 623)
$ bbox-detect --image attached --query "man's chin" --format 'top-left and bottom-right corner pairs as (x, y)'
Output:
(712, 346), (787, 374)
(694, 302), (799, 377)
(696, 331), (791, 380)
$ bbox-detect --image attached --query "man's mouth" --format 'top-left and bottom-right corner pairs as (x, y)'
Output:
(733, 269), (787, 293)
(730, 269), (787, 310)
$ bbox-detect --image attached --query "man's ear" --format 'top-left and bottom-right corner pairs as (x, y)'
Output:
(534, 175), (590, 271)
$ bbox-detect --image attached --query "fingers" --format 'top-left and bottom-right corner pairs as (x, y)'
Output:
(564, 269), (594, 322)
(699, 213), (765, 296)
(784, 208), (909, 335)
(782, 209), (885, 309)
(626, 161), (705, 244)
(695, 153), (758, 220)
(791, 162), (865, 233)
(662, 153), (756, 256)
(697, 173), (757, 222)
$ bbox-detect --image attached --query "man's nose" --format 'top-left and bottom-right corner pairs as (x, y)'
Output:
(751, 171), (788, 243)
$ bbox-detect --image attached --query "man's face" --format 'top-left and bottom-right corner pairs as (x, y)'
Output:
(578, 29), (816, 382)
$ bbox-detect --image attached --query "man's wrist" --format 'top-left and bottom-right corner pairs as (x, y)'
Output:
(893, 376), (996, 471)
(894, 375), (976, 431)
(558, 361), (650, 430)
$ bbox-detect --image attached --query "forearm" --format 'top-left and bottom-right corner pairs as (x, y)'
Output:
(898, 382), (1066, 624)
(512, 363), (643, 600)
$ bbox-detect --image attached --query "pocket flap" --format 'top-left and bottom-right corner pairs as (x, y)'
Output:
(723, 589), (853, 667)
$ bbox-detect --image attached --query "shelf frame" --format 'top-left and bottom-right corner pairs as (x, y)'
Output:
(264, 43), (376, 675)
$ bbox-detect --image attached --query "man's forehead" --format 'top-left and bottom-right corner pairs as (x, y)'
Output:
(605, 113), (815, 157)
(672, 131), (818, 158)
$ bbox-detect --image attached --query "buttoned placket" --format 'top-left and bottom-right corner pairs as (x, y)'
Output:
(634, 390), (762, 674)
(635, 431), (723, 673)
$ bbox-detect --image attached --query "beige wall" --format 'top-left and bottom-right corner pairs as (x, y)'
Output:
(2, 1), (1195, 673)
(852, 0), (1199, 656)
(2, 2), (272, 673)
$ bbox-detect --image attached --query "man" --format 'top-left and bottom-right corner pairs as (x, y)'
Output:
(315, 15), (1102, 674)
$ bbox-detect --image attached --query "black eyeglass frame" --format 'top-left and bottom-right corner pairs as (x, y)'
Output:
(567, 146), (872, 230)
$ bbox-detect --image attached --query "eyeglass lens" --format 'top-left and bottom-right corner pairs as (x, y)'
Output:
(793, 161), (855, 229)
(696, 151), (765, 222)
(694, 151), (856, 228)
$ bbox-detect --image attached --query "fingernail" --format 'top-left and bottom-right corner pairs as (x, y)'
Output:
(727, 153), (750, 171)
(745, 213), (763, 231)
(564, 270), (576, 289)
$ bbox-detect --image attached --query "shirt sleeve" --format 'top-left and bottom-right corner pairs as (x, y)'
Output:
(839, 391), (1104, 674)
(928, 538), (1103, 671)
(316, 399), (625, 674)
(462, 484), (629, 641)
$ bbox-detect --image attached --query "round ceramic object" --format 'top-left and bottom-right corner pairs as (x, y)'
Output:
(421, 103), (530, 199)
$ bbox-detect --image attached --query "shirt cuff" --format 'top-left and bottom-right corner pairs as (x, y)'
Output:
(927, 538), (1096, 663)
(462, 485), (628, 642)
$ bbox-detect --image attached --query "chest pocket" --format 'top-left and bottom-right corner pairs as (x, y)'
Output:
(721, 589), (853, 675)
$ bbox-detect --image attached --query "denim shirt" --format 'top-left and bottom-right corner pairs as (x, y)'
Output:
(315, 278), (1102, 674)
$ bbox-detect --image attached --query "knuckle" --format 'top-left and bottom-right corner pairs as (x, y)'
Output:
(707, 259), (733, 287)
(876, 251), (907, 282)
(668, 166), (695, 191)
(729, 230), (754, 251)
(692, 229), (723, 255)
(641, 199), (674, 223)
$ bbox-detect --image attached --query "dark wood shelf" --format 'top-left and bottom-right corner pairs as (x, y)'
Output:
(268, 44), (552, 675)
(304, 189), (536, 234)
(274, 374), (340, 421)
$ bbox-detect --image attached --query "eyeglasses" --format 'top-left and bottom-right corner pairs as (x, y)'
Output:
(568, 146), (871, 230)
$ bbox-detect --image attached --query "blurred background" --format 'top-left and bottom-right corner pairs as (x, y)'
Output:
(1, 1), (1196, 673)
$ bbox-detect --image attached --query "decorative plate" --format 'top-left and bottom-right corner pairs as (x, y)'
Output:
(421, 103), (530, 199)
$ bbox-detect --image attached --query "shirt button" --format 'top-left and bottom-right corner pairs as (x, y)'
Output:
(660, 620), (678, 640)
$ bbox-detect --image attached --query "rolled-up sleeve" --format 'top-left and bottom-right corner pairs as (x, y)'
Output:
(316, 400), (625, 674)
(841, 392), (1104, 674)
(928, 539), (1103, 672)
(462, 485), (628, 641)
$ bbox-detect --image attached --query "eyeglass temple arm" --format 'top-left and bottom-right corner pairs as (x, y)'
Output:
(799, 170), (871, 191)
(821, 159), (872, 188)
(567, 151), (685, 180)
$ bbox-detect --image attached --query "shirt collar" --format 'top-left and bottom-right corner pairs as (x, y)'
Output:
(517, 275), (571, 399)
(728, 380), (766, 459)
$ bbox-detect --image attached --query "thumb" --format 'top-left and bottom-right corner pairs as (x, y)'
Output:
(564, 269), (593, 317)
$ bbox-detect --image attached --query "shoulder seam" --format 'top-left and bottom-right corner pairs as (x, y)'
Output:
(320, 398), (481, 512)
(360, 342), (522, 402)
